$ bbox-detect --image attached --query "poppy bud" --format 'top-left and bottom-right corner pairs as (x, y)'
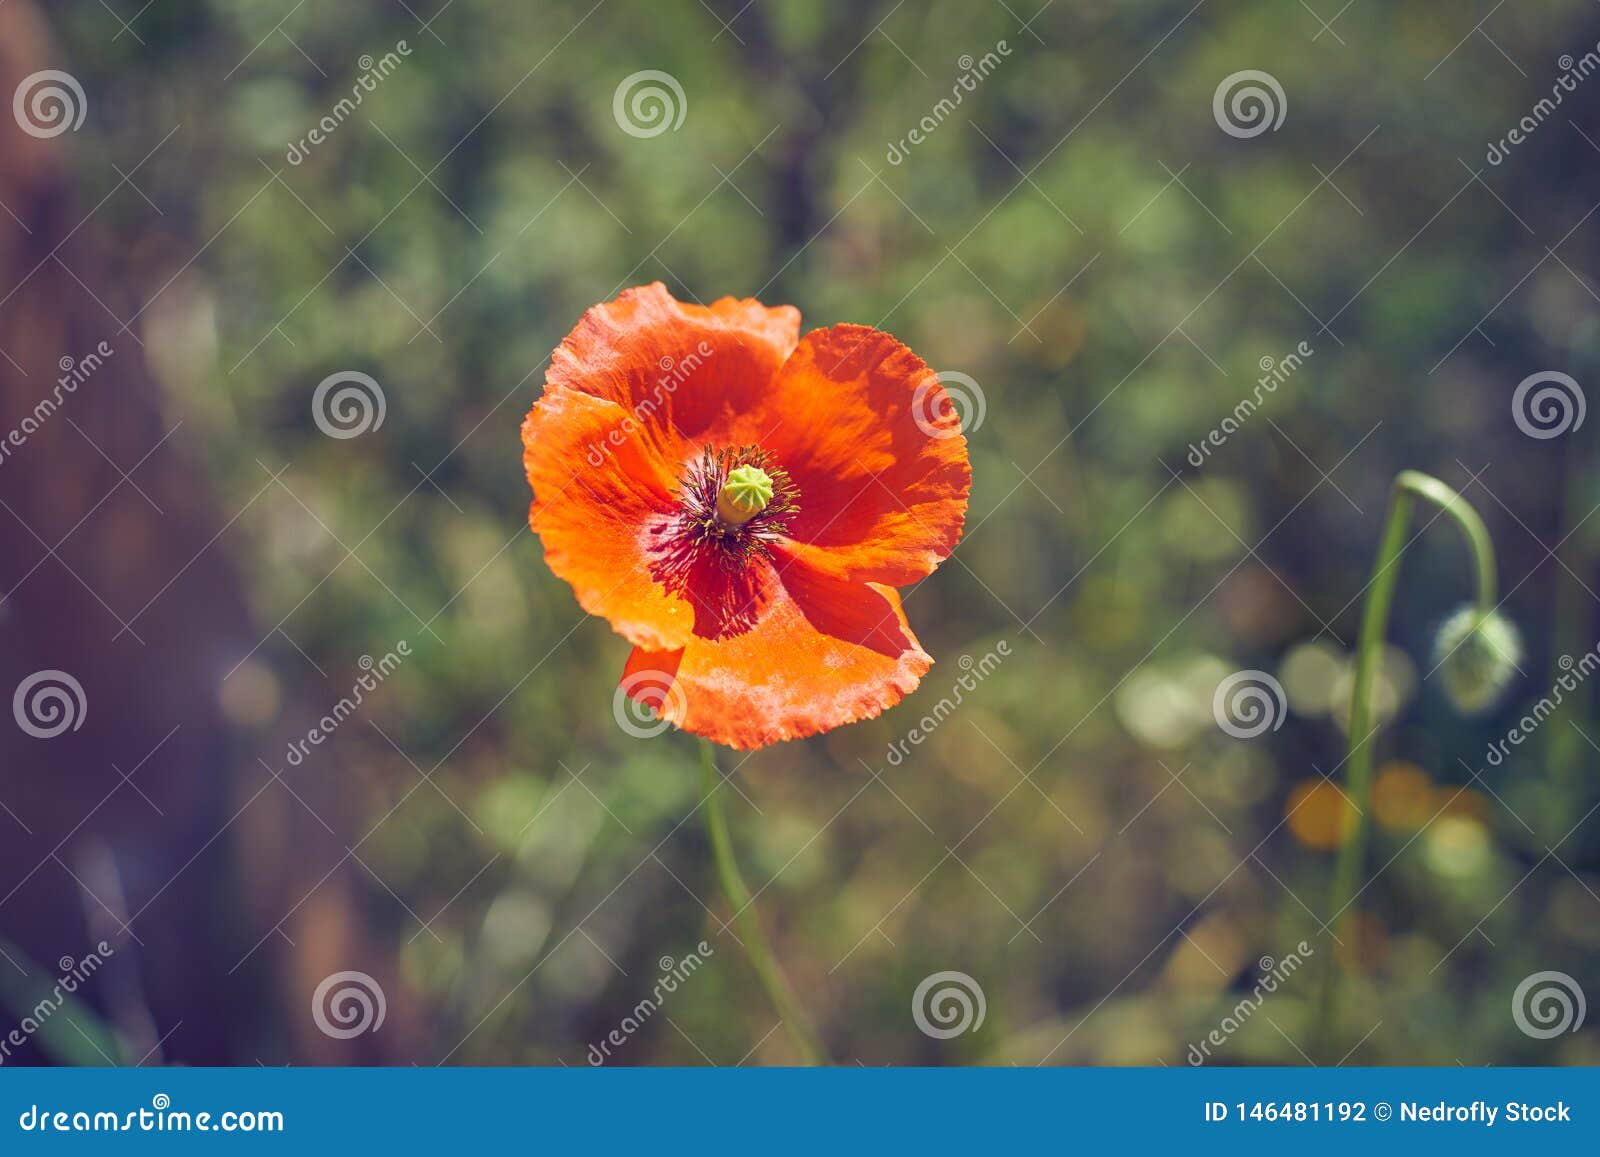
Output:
(717, 465), (773, 526)
(1432, 606), (1521, 714)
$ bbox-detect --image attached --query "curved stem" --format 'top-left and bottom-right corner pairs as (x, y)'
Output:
(1391, 471), (1496, 614)
(1312, 471), (1498, 1059)
(698, 740), (826, 1065)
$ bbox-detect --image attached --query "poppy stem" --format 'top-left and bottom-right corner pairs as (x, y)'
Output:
(697, 739), (827, 1065)
(1312, 470), (1497, 1061)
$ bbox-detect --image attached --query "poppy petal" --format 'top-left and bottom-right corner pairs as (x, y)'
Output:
(521, 386), (696, 651)
(621, 554), (932, 749)
(763, 324), (970, 586)
(547, 282), (801, 457)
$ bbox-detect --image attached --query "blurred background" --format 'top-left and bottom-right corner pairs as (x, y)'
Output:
(0, 0), (1597, 1066)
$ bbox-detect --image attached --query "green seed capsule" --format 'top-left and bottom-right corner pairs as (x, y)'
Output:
(716, 464), (774, 526)
(1433, 606), (1521, 714)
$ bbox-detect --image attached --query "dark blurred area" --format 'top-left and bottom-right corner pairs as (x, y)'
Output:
(0, 0), (1597, 1066)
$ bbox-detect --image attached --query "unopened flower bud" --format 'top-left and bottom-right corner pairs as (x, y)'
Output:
(1433, 606), (1521, 714)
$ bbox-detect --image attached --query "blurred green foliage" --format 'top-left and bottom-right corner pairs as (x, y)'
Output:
(54, 0), (1600, 1063)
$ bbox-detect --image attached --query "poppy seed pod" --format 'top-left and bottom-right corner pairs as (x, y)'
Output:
(716, 465), (774, 526)
(1433, 606), (1521, 714)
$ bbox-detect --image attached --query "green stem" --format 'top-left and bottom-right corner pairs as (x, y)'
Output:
(1312, 470), (1497, 1060)
(698, 739), (826, 1065)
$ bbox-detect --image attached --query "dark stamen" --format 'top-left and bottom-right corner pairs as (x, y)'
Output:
(648, 445), (799, 639)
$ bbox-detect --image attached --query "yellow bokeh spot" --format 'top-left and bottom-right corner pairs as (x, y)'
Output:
(1425, 815), (1492, 878)
(1286, 779), (1357, 851)
(1372, 761), (1433, 831)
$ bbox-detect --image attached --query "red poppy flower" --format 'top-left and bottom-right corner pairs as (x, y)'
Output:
(521, 283), (970, 749)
